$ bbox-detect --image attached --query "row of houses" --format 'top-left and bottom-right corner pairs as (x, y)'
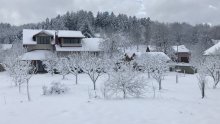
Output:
(124, 44), (191, 63)
(0, 29), (192, 73)
(1, 29), (219, 73)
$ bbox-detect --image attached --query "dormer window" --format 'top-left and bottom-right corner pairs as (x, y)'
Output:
(33, 30), (54, 44)
(37, 36), (51, 44)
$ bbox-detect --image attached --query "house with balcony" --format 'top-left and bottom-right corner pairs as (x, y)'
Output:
(22, 29), (103, 72)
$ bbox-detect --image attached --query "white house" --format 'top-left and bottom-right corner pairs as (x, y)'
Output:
(22, 29), (103, 72)
(172, 45), (191, 63)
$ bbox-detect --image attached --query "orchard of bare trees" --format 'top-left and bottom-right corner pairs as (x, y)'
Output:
(1, 10), (220, 101)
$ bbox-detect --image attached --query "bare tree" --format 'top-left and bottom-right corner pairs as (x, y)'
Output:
(104, 63), (147, 99)
(137, 53), (153, 78)
(79, 52), (105, 90)
(68, 53), (82, 85)
(150, 56), (168, 90)
(43, 53), (58, 76)
(16, 60), (36, 101)
(205, 56), (220, 89)
(12, 59), (26, 93)
(55, 57), (70, 80)
(190, 56), (208, 98)
(100, 32), (130, 58)
(196, 59), (207, 99)
(3, 42), (26, 86)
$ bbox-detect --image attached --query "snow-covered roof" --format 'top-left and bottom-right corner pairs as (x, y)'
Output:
(124, 45), (156, 54)
(211, 39), (220, 45)
(124, 45), (157, 57)
(33, 30), (54, 37)
(57, 30), (85, 38)
(55, 38), (103, 52)
(147, 45), (157, 52)
(23, 29), (85, 45)
(204, 42), (220, 55)
(0, 44), (12, 50)
(23, 29), (56, 45)
(21, 50), (53, 60)
(172, 45), (190, 53)
(139, 52), (171, 62)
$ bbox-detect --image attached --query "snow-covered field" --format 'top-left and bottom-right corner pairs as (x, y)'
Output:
(0, 72), (219, 124)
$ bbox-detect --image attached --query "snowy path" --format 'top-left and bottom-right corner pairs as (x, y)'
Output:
(0, 72), (219, 124)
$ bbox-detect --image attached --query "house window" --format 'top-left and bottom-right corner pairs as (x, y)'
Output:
(37, 36), (51, 44)
(63, 38), (80, 44)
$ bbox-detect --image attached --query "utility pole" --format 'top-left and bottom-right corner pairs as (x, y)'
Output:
(176, 43), (179, 83)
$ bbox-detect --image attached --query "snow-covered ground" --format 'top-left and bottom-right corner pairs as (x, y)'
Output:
(0, 72), (219, 124)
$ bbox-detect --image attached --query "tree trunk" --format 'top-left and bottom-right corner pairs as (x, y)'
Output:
(201, 82), (205, 99)
(19, 83), (21, 93)
(62, 75), (65, 80)
(148, 71), (150, 78)
(176, 74), (178, 83)
(123, 89), (126, 99)
(202, 83), (205, 99)
(27, 81), (31, 101)
(75, 74), (78, 85)
(159, 80), (162, 90)
(93, 81), (96, 90)
(213, 81), (218, 89)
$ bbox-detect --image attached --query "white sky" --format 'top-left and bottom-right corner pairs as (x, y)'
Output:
(0, 0), (220, 25)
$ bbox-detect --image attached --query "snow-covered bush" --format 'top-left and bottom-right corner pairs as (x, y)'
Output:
(42, 81), (68, 95)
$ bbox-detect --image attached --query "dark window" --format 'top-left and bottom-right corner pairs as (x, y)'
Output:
(181, 57), (189, 63)
(63, 38), (80, 44)
(37, 36), (50, 44)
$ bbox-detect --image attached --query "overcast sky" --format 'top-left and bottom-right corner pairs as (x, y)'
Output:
(0, 0), (220, 26)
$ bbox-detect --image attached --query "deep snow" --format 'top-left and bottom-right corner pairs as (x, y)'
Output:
(0, 72), (219, 124)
